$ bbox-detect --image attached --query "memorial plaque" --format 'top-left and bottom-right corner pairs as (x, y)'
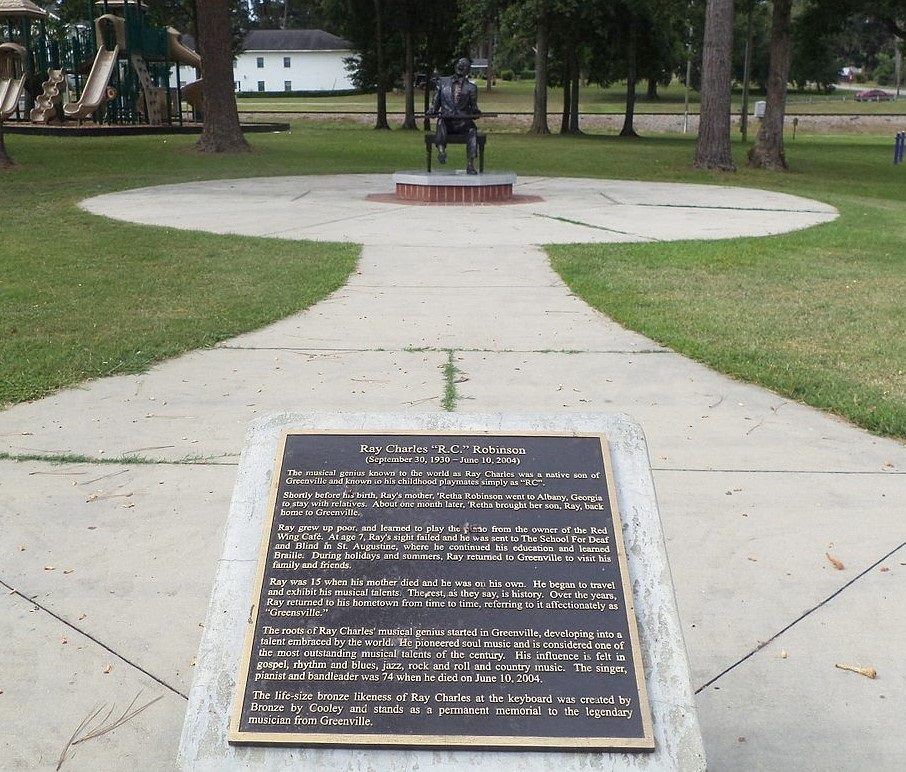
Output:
(229, 431), (654, 751)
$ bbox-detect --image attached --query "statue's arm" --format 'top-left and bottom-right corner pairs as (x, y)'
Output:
(468, 85), (481, 116)
(428, 82), (442, 116)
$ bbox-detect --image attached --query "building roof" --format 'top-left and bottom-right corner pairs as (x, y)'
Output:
(241, 29), (352, 53)
(0, 0), (48, 19)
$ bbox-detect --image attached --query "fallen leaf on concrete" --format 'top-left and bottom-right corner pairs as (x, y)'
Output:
(61, 637), (67, 645)
(826, 553), (845, 570)
(44, 565), (55, 571)
(747, 557), (758, 562)
(63, 569), (74, 575)
(103, 664), (112, 674)
(835, 663), (877, 679)
(780, 649), (788, 659)
(18, 545), (25, 552)
(880, 567), (890, 573)
(78, 613), (87, 621)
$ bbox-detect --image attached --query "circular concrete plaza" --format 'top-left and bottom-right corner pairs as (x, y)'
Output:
(82, 174), (837, 246)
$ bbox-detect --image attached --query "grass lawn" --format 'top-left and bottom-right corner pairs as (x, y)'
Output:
(237, 79), (906, 116)
(1, 124), (903, 438)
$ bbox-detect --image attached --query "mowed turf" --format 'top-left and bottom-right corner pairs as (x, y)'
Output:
(1, 125), (903, 438)
(237, 79), (906, 115)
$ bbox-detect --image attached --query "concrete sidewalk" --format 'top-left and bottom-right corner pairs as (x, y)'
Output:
(1, 175), (902, 770)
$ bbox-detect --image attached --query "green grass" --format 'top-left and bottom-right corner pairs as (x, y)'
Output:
(0, 132), (359, 407)
(237, 79), (906, 116)
(1, 125), (903, 437)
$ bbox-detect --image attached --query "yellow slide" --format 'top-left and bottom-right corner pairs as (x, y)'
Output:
(64, 14), (125, 121)
(0, 42), (27, 119)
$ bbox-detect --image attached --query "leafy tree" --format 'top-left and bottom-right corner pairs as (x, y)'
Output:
(248, 0), (328, 29)
(694, 0), (735, 170)
(320, 0), (401, 129)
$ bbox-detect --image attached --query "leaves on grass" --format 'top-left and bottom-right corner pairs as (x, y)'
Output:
(825, 552), (845, 570)
(835, 663), (877, 679)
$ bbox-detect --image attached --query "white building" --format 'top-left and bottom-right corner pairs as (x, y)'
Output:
(233, 29), (355, 93)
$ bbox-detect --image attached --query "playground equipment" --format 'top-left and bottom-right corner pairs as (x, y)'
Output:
(64, 13), (123, 120)
(62, 1), (203, 126)
(0, 41), (26, 118)
(28, 67), (64, 122)
(3, 0), (203, 127)
(895, 132), (905, 165)
(0, 0), (47, 118)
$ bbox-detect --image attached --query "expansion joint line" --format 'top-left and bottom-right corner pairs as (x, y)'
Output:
(531, 212), (659, 241)
(0, 579), (188, 700)
(695, 539), (906, 694)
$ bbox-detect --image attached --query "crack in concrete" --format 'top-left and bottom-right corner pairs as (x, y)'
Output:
(694, 540), (906, 695)
(0, 578), (188, 700)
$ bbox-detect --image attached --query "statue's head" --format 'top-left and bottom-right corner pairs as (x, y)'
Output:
(454, 58), (471, 77)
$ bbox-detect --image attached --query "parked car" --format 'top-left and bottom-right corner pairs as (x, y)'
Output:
(855, 89), (894, 102)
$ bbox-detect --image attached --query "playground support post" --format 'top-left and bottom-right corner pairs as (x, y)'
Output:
(895, 132), (905, 165)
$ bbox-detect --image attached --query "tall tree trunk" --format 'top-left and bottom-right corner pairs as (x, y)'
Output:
(0, 117), (12, 167)
(569, 47), (580, 133)
(646, 77), (658, 99)
(560, 60), (570, 133)
(529, 2), (550, 134)
(281, 0), (289, 29)
(401, 27), (416, 129)
(748, 0), (792, 169)
(620, 17), (638, 137)
(373, 0), (389, 129)
(694, 0), (735, 170)
(195, 0), (250, 152)
(486, 20), (495, 92)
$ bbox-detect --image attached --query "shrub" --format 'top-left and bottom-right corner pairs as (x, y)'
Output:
(520, 69), (535, 81)
(499, 68), (514, 81)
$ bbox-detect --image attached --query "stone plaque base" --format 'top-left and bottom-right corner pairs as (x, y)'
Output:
(179, 413), (705, 771)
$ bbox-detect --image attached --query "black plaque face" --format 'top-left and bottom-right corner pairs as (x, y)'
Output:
(230, 431), (654, 751)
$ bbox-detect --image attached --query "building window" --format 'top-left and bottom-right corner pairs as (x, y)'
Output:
(257, 80), (265, 92)
(256, 56), (264, 68)
(284, 80), (292, 92)
(234, 81), (240, 92)
(283, 56), (291, 68)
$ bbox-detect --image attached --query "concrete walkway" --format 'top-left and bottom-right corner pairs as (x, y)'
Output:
(1, 175), (902, 771)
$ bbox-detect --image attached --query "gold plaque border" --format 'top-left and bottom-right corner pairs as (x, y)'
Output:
(229, 429), (655, 751)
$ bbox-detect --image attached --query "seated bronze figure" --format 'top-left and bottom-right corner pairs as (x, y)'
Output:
(427, 58), (482, 174)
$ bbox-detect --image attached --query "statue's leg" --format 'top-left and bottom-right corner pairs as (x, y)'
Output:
(466, 124), (479, 174)
(435, 118), (448, 164)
